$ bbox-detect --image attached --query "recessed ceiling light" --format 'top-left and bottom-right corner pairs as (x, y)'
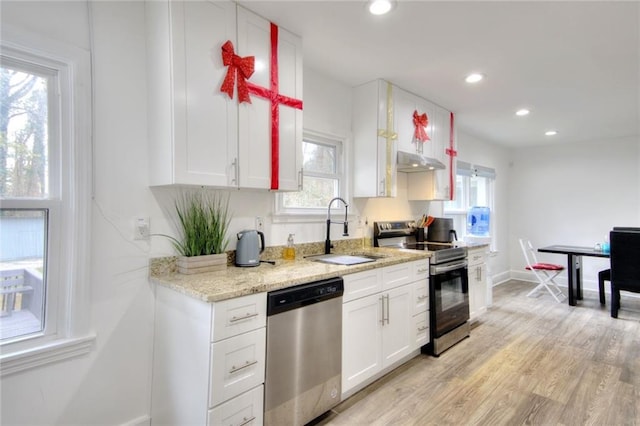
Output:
(545, 130), (558, 136)
(367, 0), (395, 15)
(515, 109), (530, 116)
(465, 73), (484, 84)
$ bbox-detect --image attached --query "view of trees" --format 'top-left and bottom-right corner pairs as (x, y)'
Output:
(0, 65), (49, 199)
(283, 140), (339, 209)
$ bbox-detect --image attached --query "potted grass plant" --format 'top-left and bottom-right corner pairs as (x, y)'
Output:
(163, 190), (232, 274)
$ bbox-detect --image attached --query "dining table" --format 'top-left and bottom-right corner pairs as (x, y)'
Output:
(537, 245), (610, 306)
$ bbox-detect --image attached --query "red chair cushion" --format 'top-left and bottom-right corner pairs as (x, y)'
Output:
(526, 263), (564, 271)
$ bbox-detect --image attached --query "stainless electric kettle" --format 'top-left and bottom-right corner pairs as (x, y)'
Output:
(235, 230), (265, 267)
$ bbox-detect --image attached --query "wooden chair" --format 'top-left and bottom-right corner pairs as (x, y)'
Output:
(519, 238), (566, 303)
(1, 270), (34, 317)
(610, 229), (640, 318)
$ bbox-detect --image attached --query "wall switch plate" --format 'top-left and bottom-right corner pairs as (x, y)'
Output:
(255, 216), (264, 232)
(134, 217), (150, 240)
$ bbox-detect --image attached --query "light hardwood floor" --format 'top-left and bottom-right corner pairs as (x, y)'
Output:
(317, 280), (640, 426)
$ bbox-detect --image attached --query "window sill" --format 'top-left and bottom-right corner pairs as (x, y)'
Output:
(0, 334), (96, 377)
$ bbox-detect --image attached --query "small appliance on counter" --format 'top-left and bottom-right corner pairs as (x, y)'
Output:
(426, 217), (458, 243)
(235, 229), (265, 267)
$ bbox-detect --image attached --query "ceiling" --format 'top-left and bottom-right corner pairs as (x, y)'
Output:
(238, 1), (639, 148)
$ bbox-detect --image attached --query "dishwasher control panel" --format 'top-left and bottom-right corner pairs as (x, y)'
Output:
(267, 277), (344, 316)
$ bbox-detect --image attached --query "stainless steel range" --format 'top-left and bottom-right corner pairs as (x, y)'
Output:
(374, 220), (470, 356)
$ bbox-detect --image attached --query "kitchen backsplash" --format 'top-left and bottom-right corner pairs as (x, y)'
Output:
(149, 237), (374, 275)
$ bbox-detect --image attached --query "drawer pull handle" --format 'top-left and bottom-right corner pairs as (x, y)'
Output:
(417, 295), (428, 301)
(238, 416), (256, 426)
(229, 360), (258, 374)
(417, 268), (428, 274)
(230, 312), (259, 323)
(418, 326), (428, 332)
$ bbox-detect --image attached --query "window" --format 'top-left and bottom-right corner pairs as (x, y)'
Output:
(0, 32), (93, 375)
(277, 131), (346, 216)
(444, 161), (496, 245)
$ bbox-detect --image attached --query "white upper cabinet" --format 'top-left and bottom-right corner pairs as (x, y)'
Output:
(353, 79), (456, 200)
(394, 87), (437, 158)
(146, 1), (302, 191)
(236, 6), (303, 191)
(352, 80), (397, 197)
(147, 0), (237, 187)
(407, 103), (456, 201)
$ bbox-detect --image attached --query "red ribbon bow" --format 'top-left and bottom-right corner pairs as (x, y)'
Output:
(220, 40), (255, 103)
(413, 110), (430, 142)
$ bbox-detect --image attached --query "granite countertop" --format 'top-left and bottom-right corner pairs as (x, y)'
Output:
(150, 247), (430, 303)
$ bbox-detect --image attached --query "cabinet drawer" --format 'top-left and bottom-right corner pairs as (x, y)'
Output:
(413, 313), (429, 349)
(382, 262), (412, 290)
(212, 293), (267, 342)
(207, 385), (264, 426)
(343, 268), (382, 302)
(467, 248), (487, 266)
(412, 280), (428, 315)
(210, 328), (266, 407)
(411, 260), (430, 281)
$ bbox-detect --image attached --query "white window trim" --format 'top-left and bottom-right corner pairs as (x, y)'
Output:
(274, 129), (350, 223)
(444, 161), (496, 250)
(0, 26), (94, 376)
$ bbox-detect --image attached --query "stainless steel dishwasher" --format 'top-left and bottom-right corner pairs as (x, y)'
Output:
(265, 277), (344, 426)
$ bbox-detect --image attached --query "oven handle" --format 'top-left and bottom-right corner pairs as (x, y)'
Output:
(431, 259), (468, 275)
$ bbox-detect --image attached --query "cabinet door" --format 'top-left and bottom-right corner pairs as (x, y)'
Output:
(210, 327), (266, 407)
(381, 285), (412, 368)
(147, 0), (238, 187)
(378, 80), (397, 197)
(469, 263), (488, 320)
(432, 106), (454, 200)
(342, 295), (383, 394)
(352, 80), (396, 197)
(395, 88), (436, 157)
(237, 6), (302, 191)
(394, 87), (420, 154)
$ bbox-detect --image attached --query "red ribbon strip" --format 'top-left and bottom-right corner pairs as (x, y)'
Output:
(246, 23), (303, 190)
(220, 40), (255, 103)
(412, 110), (430, 142)
(445, 112), (457, 200)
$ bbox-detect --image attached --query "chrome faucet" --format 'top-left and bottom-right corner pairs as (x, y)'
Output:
(325, 197), (349, 254)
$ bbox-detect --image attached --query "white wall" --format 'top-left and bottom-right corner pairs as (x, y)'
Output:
(455, 131), (511, 283)
(508, 135), (640, 290)
(1, 1), (154, 425)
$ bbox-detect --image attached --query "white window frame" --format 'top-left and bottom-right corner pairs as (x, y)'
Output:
(274, 130), (349, 222)
(444, 161), (496, 249)
(0, 28), (94, 376)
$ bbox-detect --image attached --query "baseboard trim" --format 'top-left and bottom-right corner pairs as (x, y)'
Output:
(120, 415), (151, 426)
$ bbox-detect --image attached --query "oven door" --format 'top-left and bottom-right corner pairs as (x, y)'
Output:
(430, 260), (469, 338)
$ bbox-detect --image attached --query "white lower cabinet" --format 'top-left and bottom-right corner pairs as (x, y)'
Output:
(152, 287), (266, 425)
(342, 260), (429, 396)
(468, 245), (489, 320)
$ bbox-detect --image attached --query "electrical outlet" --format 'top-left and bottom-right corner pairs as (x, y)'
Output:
(255, 216), (264, 232)
(134, 217), (150, 240)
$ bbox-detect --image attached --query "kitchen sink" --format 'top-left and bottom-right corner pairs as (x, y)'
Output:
(305, 253), (378, 266)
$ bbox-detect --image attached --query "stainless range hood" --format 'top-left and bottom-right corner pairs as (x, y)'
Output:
(397, 151), (446, 172)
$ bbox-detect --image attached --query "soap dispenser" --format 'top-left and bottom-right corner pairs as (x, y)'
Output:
(283, 233), (296, 260)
